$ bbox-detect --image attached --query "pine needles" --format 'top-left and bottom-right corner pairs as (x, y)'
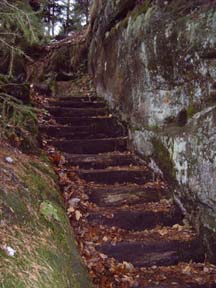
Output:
(0, 0), (44, 80)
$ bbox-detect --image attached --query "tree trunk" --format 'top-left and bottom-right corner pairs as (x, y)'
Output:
(52, 0), (55, 36)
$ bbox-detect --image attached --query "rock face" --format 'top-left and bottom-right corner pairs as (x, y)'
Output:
(89, 0), (216, 260)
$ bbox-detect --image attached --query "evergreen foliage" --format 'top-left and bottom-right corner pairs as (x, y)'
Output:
(0, 0), (44, 81)
(0, 93), (39, 151)
(0, 0), (44, 149)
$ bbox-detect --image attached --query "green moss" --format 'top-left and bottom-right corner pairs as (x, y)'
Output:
(109, 0), (153, 35)
(22, 166), (61, 204)
(187, 104), (198, 119)
(121, 16), (129, 29)
(29, 159), (57, 181)
(40, 201), (61, 222)
(130, 0), (151, 21)
(152, 137), (176, 181)
(1, 191), (29, 221)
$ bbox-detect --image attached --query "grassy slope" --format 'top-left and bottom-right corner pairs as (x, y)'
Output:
(0, 141), (92, 288)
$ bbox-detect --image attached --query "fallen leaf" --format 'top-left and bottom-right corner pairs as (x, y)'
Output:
(75, 210), (82, 221)
(123, 261), (134, 272)
(67, 207), (75, 214)
(69, 198), (81, 207)
(182, 264), (192, 275)
(99, 253), (108, 260)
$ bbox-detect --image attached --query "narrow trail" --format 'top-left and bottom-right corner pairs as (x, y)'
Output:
(41, 89), (216, 287)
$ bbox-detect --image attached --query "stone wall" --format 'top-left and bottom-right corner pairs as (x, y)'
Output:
(89, 0), (216, 260)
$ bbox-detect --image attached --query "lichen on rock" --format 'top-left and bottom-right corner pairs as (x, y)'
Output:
(89, 0), (216, 260)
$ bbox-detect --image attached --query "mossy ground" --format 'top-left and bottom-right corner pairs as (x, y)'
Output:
(0, 141), (92, 288)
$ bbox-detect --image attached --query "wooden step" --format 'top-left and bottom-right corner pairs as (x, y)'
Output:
(64, 152), (136, 169)
(87, 183), (166, 207)
(141, 280), (216, 288)
(87, 203), (183, 231)
(142, 279), (216, 288)
(48, 100), (106, 108)
(97, 238), (204, 267)
(76, 166), (153, 184)
(136, 263), (216, 288)
(50, 96), (102, 102)
(212, 82), (216, 90)
(49, 137), (128, 154)
(40, 124), (126, 139)
(209, 90), (216, 101)
(53, 116), (120, 127)
(47, 106), (108, 117)
(200, 50), (216, 59)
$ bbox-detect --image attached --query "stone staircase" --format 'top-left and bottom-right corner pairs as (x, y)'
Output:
(41, 94), (216, 287)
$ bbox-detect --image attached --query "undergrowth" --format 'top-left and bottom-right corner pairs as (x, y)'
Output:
(0, 93), (39, 151)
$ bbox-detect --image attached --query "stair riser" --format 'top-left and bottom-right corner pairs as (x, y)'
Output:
(52, 96), (101, 102)
(48, 107), (108, 117)
(40, 126), (126, 139)
(48, 101), (106, 108)
(66, 155), (136, 169)
(78, 170), (153, 184)
(54, 117), (117, 126)
(87, 209), (183, 231)
(89, 188), (165, 207)
(144, 284), (216, 288)
(97, 240), (204, 267)
(50, 139), (128, 154)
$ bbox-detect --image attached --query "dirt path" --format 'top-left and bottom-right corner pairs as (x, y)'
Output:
(41, 89), (216, 287)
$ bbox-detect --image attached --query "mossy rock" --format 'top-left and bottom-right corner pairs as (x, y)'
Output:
(152, 137), (177, 183)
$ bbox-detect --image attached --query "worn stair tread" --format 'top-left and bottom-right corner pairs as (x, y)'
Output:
(40, 118), (125, 134)
(49, 137), (128, 154)
(75, 165), (153, 184)
(87, 201), (183, 230)
(200, 50), (216, 59)
(64, 151), (136, 169)
(97, 238), (204, 267)
(53, 115), (117, 126)
(136, 262), (216, 288)
(47, 106), (108, 117)
(48, 99), (106, 108)
(50, 95), (102, 102)
(40, 124), (126, 139)
(86, 182), (166, 207)
(86, 223), (197, 245)
(89, 200), (178, 213)
(140, 280), (216, 288)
